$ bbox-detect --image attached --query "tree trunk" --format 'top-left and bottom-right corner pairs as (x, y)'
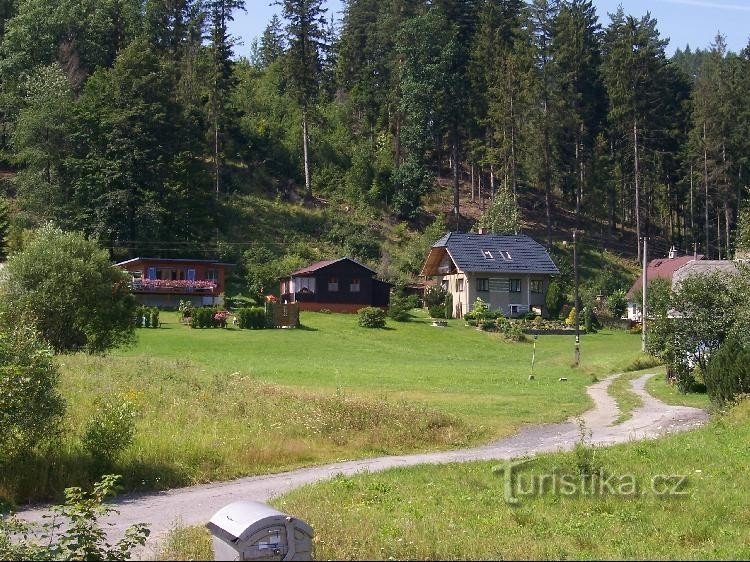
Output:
(452, 130), (459, 221)
(703, 122), (710, 258)
(470, 164), (475, 202)
(302, 109), (312, 200)
(214, 110), (220, 197)
(634, 120), (642, 262)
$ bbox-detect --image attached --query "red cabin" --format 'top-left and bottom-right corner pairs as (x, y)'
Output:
(116, 257), (233, 308)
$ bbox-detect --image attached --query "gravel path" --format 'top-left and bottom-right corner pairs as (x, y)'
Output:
(17, 373), (708, 557)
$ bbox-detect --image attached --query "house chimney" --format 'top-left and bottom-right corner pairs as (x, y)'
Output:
(668, 246), (677, 259)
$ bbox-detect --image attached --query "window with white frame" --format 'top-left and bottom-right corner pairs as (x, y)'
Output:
(328, 276), (339, 292)
(350, 278), (361, 292)
(295, 277), (316, 293)
(456, 277), (464, 291)
(509, 279), (522, 293)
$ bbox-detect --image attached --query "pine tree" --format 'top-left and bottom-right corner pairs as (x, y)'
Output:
(278, 0), (328, 200)
(258, 14), (285, 68)
(207, 0), (245, 196)
(478, 185), (519, 234)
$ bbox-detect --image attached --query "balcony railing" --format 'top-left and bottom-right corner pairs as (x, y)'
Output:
(131, 279), (217, 293)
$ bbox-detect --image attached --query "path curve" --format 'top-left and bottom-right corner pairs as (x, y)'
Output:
(17, 373), (708, 556)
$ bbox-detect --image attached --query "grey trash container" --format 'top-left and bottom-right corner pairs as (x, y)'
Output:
(206, 501), (314, 561)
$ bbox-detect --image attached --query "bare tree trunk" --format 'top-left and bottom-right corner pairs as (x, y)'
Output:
(214, 110), (220, 197)
(689, 162), (694, 245)
(470, 164), (475, 202)
(510, 94), (517, 203)
(725, 202), (731, 259)
(302, 109), (312, 200)
(452, 132), (459, 221)
(703, 122), (710, 258)
(394, 115), (401, 168)
(490, 164), (496, 197)
(634, 120), (642, 262)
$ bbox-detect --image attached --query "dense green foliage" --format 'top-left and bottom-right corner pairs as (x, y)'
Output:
(0, 0), (745, 278)
(236, 306), (266, 329)
(357, 306), (386, 328)
(0, 325), (64, 463)
(0, 225), (136, 353)
(0, 475), (149, 561)
(704, 335), (750, 406)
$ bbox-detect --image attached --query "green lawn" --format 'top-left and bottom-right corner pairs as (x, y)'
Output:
(122, 311), (642, 433)
(3, 311), (645, 504)
(272, 400), (750, 560)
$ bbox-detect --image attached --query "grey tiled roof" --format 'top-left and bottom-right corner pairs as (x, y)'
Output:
(671, 260), (740, 289)
(433, 232), (559, 274)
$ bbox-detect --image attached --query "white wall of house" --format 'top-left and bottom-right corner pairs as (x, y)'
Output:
(439, 271), (550, 318)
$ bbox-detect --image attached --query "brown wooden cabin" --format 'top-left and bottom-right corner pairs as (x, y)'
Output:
(279, 258), (391, 313)
(116, 257), (233, 308)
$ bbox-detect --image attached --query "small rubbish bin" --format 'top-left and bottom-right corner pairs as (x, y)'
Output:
(206, 501), (314, 561)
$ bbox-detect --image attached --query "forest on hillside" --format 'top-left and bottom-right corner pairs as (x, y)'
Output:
(0, 0), (748, 276)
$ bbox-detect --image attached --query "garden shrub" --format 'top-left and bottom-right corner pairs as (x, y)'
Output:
(428, 305), (446, 319)
(545, 281), (565, 319)
(237, 307), (266, 329)
(213, 310), (229, 328)
(190, 307), (214, 328)
(0, 225), (136, 353)
(606, 289), (628, 318)
(0, 326), (65, 463)
(424, 286), (448, 308)
(502, 321), (527, 342)
(388, 295), (413, 322)
(82, 398), (137, 467)
(178, 300), (193, 321)
(358, 307), (386, 328)
(704, 335), (750, 405)
(225, 295), (258, 310)
(444, 292), (453, 319)
(150, 308), (159, 328)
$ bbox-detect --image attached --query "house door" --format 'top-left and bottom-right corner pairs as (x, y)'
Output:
(455, 302), (463, 319)
(187, 269), (196, 292)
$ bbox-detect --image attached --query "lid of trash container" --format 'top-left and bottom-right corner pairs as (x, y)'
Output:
(207, 501), (312, 542)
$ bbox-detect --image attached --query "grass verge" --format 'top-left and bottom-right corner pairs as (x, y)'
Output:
(646, 372), (711, 409)
(272, 401), (749, 560)
(607, 372), (643, 424)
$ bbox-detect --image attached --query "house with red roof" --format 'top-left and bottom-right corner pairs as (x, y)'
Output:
(279, 257), (391, 313)
(625, 248), (703, 320)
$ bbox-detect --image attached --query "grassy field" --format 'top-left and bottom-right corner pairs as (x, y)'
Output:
(271, 400), (750, 560)
(122, 311), (642, 432)
(646, 373), (711, 409)
(3, 311), (645, 504)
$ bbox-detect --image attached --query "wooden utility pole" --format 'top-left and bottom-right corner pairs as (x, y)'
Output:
(641, 236), (648, 353)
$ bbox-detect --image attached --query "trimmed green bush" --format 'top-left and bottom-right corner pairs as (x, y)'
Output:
(190, 307), (214, 329)
(237, 307), (266, 329)
(150, 308), (159, 328)
(705, 335), (750, 405)
(358, 307), (386, 328)
(428, 305), (446, 319)
(389, 295), (415, 322)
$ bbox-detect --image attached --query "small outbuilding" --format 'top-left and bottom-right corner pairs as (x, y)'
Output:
(279, 257), (391, 313)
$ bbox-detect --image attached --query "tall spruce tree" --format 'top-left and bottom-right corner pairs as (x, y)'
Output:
(207, 0), (245, 196)
(278, 0), (328, 200)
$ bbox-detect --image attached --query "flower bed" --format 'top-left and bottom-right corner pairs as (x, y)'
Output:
(139, 279), (217, 290)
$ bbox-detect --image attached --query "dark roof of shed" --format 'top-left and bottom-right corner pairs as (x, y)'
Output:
(289, 257), (377, 276)
(432, 232), (559, 274)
